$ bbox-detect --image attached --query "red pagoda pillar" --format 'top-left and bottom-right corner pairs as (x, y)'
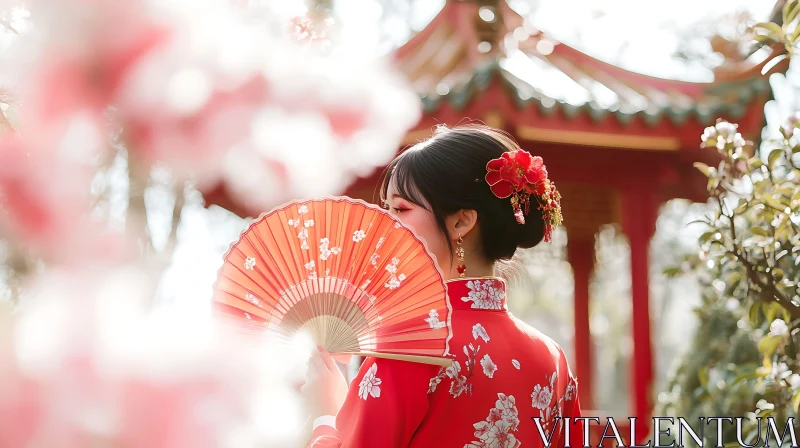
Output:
(566, 235), (595, 411)
(621, 184), (658, 443)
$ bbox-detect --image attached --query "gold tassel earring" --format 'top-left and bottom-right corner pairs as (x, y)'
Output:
(456, 234), (466, 278)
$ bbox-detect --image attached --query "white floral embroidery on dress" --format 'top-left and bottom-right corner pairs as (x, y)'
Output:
(298, 205), (308, 214)
(287, 218), (300, 228)
(464, 393), (521, 448)
(304, 219), (314, 228)
(511, 359), (520, 370)
(384, 257), (406, 289)
(427, 363), (453, 395)
(425, 309), (447, 329)
(319, 238), (341, 260)
(531, 372), (560, 436)
(358, 363), (382, 400)
(447, 361), (469, 397)
(472, 323), (490, 342)
(461, 280), (505, 310)
(353, 230), (366, 242)
(428, 374), (443, 394)
(531, 381), (553, 410)
(480, 354), (497, 378)
(244, 257), (256, 270)
(564, 376), (578, 401)
(429, 342), (481, 397)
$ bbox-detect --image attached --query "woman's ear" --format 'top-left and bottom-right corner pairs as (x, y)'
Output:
(446, 209), (478, 240)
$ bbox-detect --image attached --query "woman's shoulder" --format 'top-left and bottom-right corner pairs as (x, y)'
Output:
(506, 314), (571, 363)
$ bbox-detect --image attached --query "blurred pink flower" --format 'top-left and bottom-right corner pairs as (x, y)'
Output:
(120, 76), (270, 181)
(0, 133), (131, 263)
(20, 0), (168, 128)
(26, 29), (168, 126)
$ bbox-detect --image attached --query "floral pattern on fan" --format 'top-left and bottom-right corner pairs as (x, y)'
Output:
(304, 260), (317, 280)
(298, 227), (310, 250)
(245, 292), (260, 306)
(425, 309), (447, 329)
(369, 237), (385, 268)
(319, 238), (341, 261)
(384, 257), (406, 289)
(353, 230), (366, 242)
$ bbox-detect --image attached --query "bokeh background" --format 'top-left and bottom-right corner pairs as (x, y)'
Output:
(1, 0), (799, 446)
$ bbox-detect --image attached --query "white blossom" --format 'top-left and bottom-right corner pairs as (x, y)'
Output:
(701, 126), (718, 143)
(732, 133), (746, 149)
(769, 319), (789, 337)
(715, 121), (738, 140)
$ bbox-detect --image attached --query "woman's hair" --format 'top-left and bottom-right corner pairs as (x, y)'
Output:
(379, 124), (546, 263)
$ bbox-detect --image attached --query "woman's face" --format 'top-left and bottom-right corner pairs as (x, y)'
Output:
(385, 179), (453, 278)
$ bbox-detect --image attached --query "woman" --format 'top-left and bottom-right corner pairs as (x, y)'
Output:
(303, 124), (584, 448)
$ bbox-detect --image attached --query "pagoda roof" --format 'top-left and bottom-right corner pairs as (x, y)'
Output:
(201, 0), (788, 220)
(395, 0), (786, 132)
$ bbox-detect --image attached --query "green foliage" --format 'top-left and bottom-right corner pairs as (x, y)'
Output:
(658, 117), (800, 444)
(753, 0), (800, 70)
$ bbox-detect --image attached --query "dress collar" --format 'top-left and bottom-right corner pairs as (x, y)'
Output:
(445, 277), (508, 312)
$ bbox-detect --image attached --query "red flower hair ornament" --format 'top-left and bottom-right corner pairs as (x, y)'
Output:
(484, 150), (563, 243)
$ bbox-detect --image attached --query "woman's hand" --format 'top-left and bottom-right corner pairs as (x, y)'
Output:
(301, 347), (350, 419)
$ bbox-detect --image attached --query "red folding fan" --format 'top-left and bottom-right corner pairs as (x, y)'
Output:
(212, 197), (454, 366)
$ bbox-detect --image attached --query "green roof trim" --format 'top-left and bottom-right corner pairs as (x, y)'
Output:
(419, 60), (771, 128)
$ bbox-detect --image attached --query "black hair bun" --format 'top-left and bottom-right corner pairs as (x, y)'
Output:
(513, 206), (546, 249)
(479, 199), (545, 260)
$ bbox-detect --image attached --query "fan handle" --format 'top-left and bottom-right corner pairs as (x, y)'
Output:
(342, 351), (454, 367)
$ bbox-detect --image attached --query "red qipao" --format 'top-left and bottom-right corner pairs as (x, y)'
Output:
(308, 277), (584, 448)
